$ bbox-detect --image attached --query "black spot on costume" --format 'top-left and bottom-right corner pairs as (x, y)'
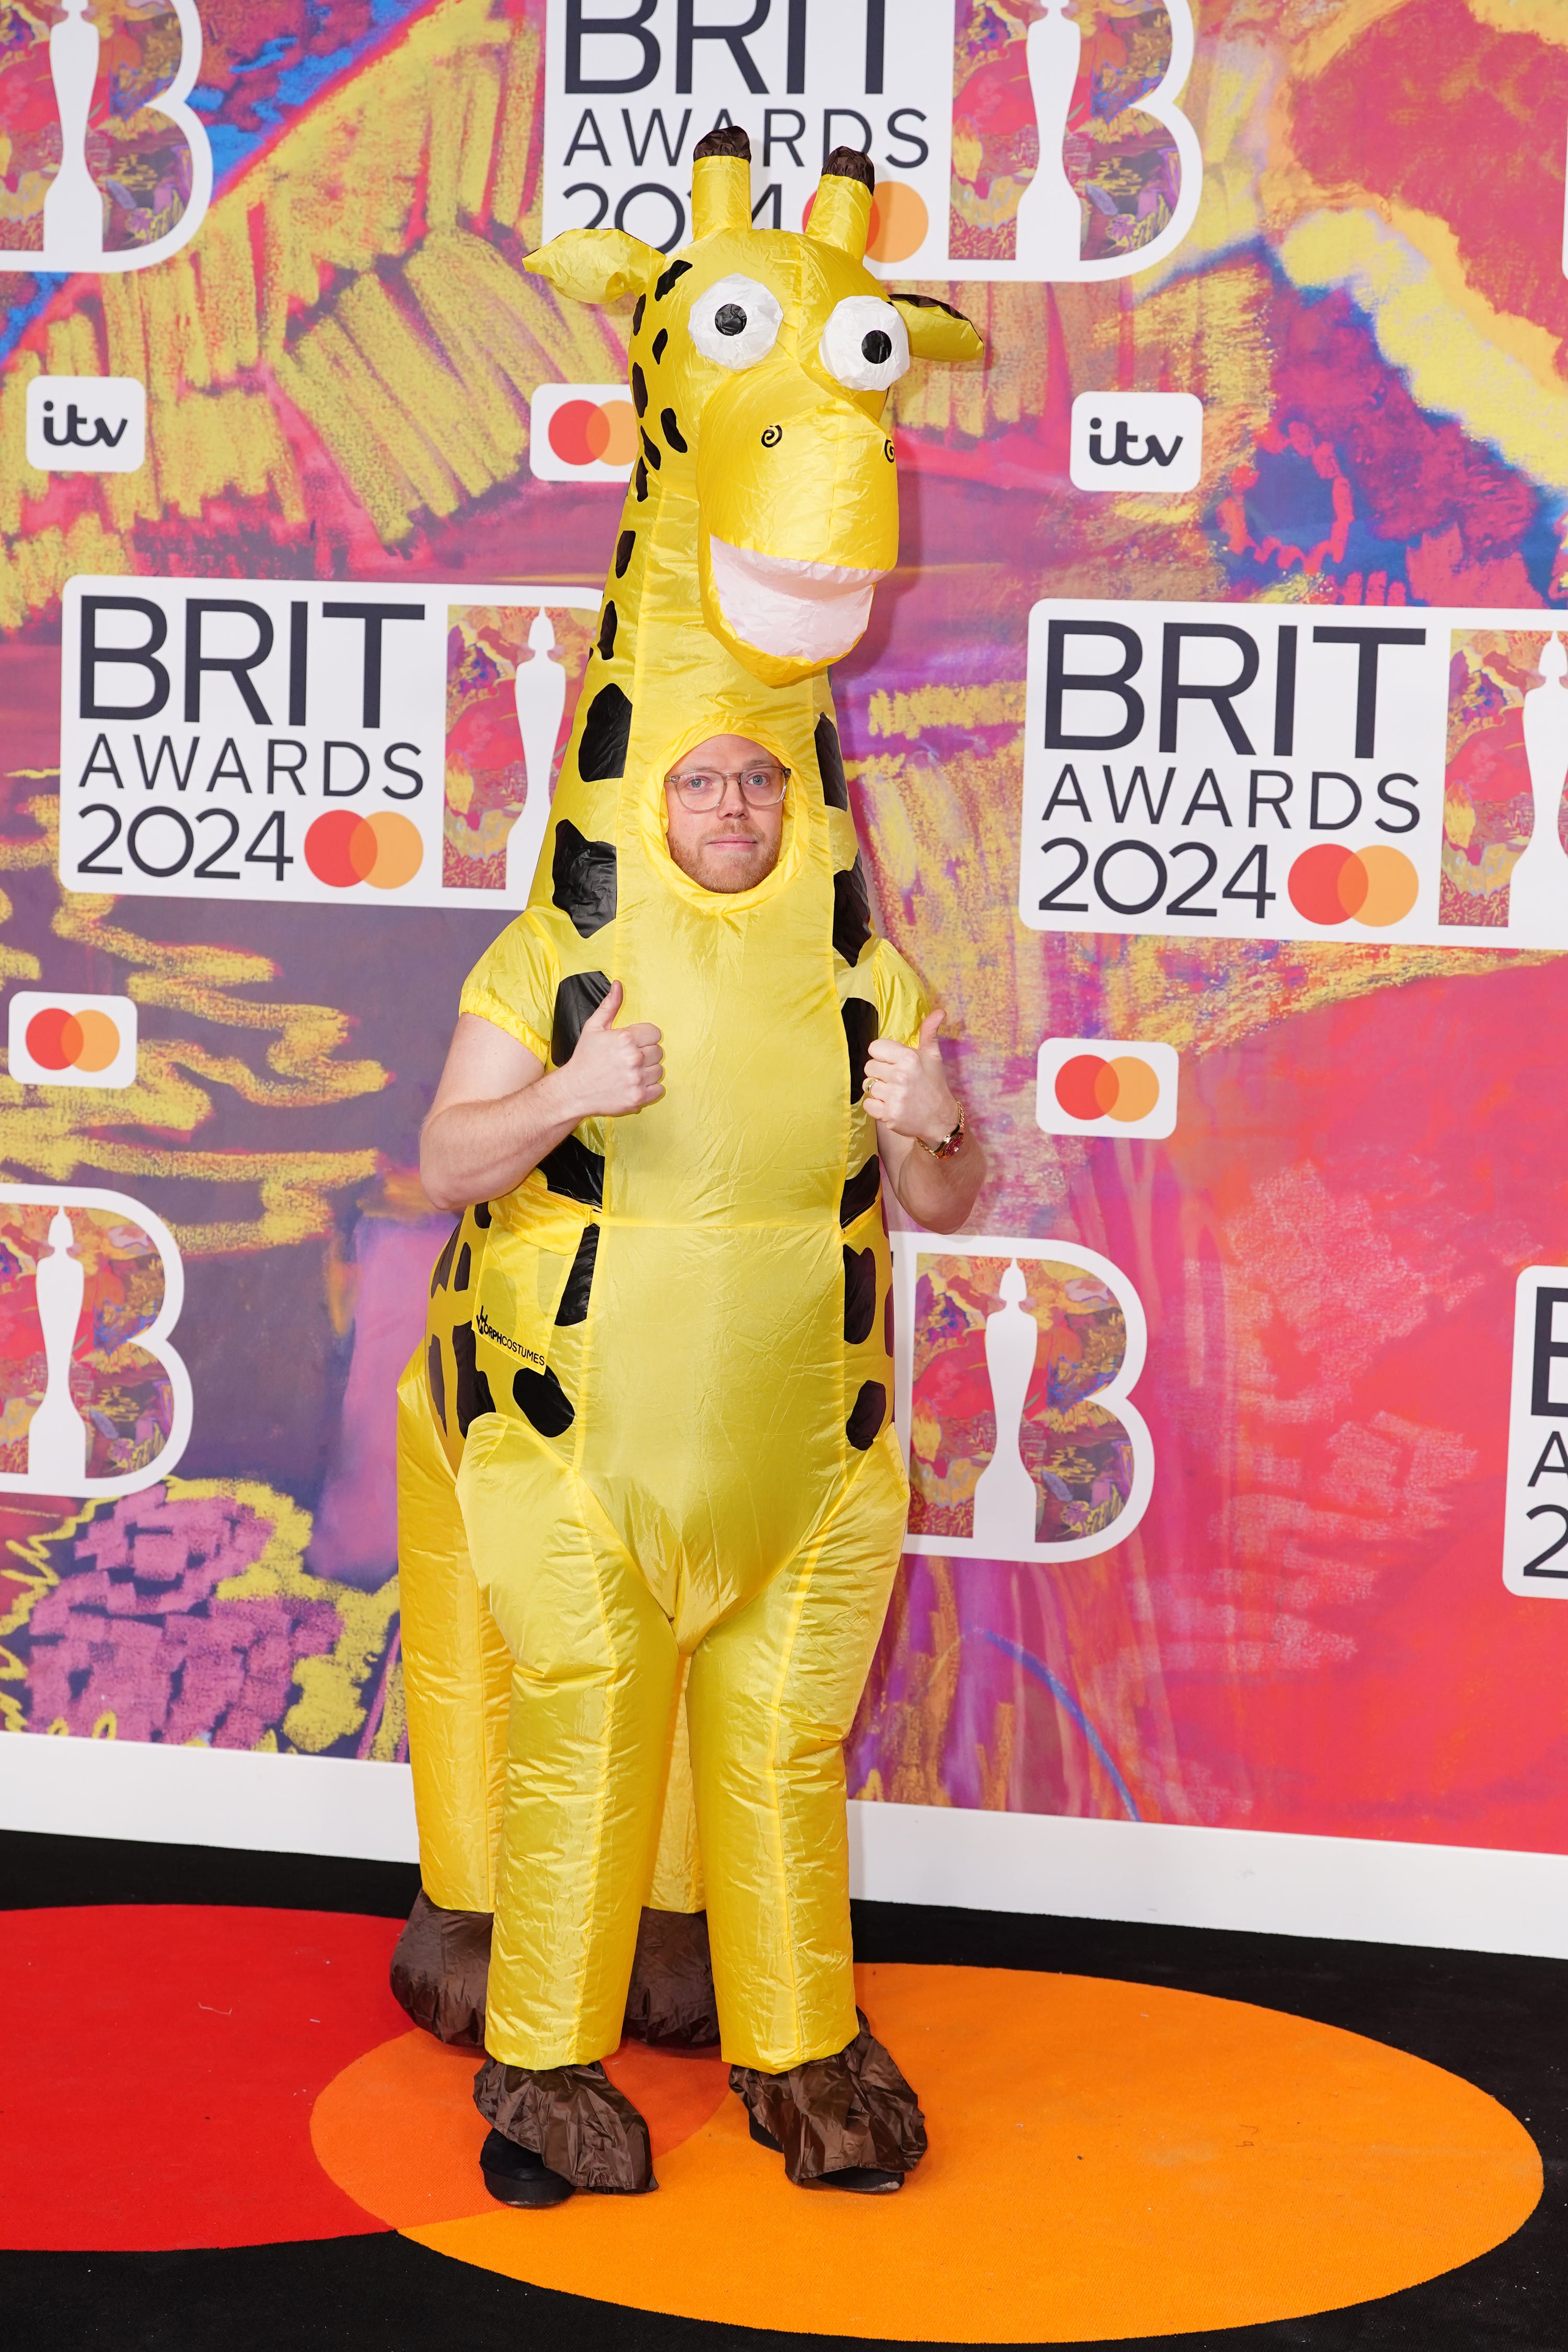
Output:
(551, 820), (617, 937)
(846, 1381), (886, 1451)
(841, 998), (879, 1104)
(843, 1246), (877, 1345)
(555, 1225), (600, 1328)
(514, 1364), (575, 1437)
(816, 713), (849, 810)
(578, 685), (632, 782)
(832, 859), (872, 965)
(551, 971), (612, 1066)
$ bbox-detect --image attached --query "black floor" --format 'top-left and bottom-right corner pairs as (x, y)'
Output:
(3, 1828), (1563, 2351)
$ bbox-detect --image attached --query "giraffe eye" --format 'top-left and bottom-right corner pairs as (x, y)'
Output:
(688, 274), (782, 371)
(819, 296), (909, 393)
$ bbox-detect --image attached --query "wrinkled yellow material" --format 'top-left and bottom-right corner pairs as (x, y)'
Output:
(400, 1227), (708, 1920)
(458, 1407), (908, 2069)
(396, 1344), (510, 1911)
(398, 142), (980, 2073)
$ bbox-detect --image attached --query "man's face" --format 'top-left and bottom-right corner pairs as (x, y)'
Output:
(664, 733), (787, 894)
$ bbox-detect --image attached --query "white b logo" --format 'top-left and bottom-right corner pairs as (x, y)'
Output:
(13, 0), (212, 275)
(891, 1233), (1152, 1564)
(0, 1185), (191, 1500)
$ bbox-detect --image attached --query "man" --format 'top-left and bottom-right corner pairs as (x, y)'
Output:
(414, 734), (983, 2205)
(397, 109), (988, 2218)
(422, 738), (982, 1233)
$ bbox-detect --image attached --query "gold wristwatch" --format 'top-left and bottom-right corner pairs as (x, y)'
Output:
(917, 1102), (965, 1160)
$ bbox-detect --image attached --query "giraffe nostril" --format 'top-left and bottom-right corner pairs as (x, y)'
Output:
(715, 303), (747, 336)
(861, 330), (892, 365)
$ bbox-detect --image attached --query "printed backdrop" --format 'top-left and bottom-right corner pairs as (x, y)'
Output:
(2, 0), (1567, 1859)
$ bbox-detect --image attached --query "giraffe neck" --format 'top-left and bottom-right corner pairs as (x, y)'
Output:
(586, 466), (827, 771)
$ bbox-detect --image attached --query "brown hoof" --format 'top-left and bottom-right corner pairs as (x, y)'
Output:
(474, 2056), (657, 2193)
(731, 2010), (927, 2186)
(747, 2110), (902, 2193)
(621, 1907), (720, 2051)
(389, 1890), (491, 2049)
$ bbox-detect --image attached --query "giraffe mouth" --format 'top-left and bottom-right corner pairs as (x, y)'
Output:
(707, 536), (887, 665)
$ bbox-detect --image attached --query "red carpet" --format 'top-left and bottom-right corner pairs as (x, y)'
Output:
(0, 1906), (401, 2250)
(2, 1844), (1564, 2352)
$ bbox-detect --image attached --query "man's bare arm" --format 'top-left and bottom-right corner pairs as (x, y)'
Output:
(875, 1121), (985, 1232)
(864, 1012), (986, 1235)
(420, 985), (663, 1213)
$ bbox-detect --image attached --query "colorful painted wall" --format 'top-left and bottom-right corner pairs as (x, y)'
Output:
(3, 0), (1567, 1870)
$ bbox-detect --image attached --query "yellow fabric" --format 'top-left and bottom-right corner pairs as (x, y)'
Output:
(648, 1655), (705, 1914)
(690, 152), (750, 238)
(398, 143), (974, 2072)
(891, 296), (986, 366)
(399, 1209), (705, 1917)
(459, 1409), (909, 2070)
(395, 1342), (510, 1911)
(685, 1424), (909, 2067)
(806, 171), (872, 257)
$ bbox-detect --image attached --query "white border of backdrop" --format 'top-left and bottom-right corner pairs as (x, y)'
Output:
(4, 1737), (1567, 1961)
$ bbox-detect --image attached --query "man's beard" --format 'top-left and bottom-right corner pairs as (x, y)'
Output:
(668, 827), (780, 894)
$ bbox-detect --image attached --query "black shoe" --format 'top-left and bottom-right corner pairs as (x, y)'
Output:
(479, 2127), (574, 2208)
(746, 2108), (902, 2193)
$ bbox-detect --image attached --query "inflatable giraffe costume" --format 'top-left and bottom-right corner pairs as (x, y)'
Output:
(394, 129), (982, 2197)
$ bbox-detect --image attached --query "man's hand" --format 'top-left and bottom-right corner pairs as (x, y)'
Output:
(419, 985), (662, 1213)
(562, 981), (664, 1119)
(863, 1011), (958, 1147)
(867, 1009), (985, 1235)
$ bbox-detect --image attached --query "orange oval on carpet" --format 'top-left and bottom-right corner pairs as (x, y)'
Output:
(312, 1964), (1540, 2342)
(310, 2028), (729, 2228)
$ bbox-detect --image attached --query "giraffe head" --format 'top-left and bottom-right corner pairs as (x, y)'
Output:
(526, 131), (982, 690)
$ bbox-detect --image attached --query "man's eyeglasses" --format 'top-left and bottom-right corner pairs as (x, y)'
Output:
(666, 764), (789, 810)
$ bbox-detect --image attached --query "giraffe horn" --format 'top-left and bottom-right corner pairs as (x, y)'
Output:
(809, 146), (874, 259)
(692, 124), (752, 238)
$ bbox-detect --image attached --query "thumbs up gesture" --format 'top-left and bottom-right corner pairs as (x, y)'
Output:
(564, 980), (664, 1119)
(863, 1010), (958, 1146)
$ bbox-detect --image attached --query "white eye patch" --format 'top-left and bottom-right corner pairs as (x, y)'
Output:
(818, 296), (909, 393)
(687, 274), (783, 371)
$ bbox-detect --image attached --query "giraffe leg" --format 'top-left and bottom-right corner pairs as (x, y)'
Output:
(457, 1409), (681, 2073)
(390, 1345), (511, 2042)
(393, 1347), (713, 2055)
(685, 1426), (925, 2185)
(685, 1425), (910, 2073)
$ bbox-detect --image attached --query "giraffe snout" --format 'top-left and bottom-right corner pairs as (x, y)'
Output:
(696, 368), (898, 685)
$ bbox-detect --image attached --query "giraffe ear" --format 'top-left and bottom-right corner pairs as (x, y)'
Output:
(693, 124), (752, 236)
(890, 294), (984, 365)
(524, 229), (658, 306)
(809, 146), (874, 258)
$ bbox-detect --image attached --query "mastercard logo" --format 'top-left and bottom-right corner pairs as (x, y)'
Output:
(303, 810), (423, 892)
(531, 383), (638, 482)
(1054, 1053), (1161, 1124)
(1287, 843), (1419, 929)
(547, 398), (638, 469)
(1036, 1036), (1179, 1140)
(9, 991), (136, 1089)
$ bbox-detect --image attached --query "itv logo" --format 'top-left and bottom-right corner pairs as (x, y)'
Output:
(1069, 393), (1203, 494)
(26, 377), (146, 474)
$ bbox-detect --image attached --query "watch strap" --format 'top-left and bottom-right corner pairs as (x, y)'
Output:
(917, 1103), (965, 1160)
